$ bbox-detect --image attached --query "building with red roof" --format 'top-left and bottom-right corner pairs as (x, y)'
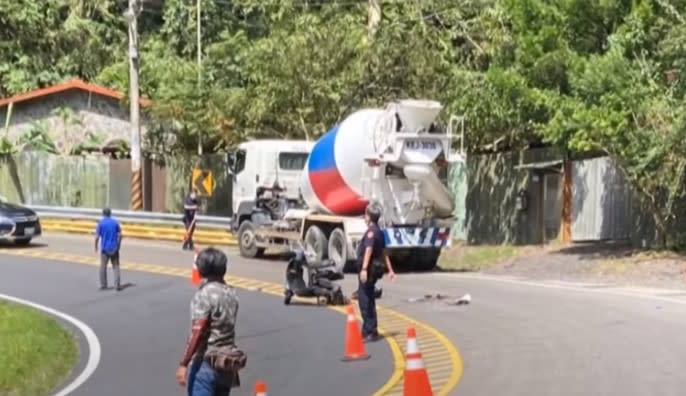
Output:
(0, 79), (151, 154)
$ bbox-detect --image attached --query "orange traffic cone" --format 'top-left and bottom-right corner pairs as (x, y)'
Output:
(190, 248), (201, 285)
(341, 305), (371, 361)
(254, 380), (267, 396)
(403, 327), (433, 396)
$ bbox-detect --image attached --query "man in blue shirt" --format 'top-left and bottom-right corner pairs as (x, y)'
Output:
(94, 208), (123, 291)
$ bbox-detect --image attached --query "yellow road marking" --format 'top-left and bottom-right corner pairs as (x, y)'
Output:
(0, 248), (463, 395)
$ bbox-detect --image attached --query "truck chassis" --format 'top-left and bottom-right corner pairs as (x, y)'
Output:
(235, 207), (450, 273)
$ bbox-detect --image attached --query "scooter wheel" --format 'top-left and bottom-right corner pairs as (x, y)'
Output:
(317, 296), (328, 306)
(284, 291), (293, 305)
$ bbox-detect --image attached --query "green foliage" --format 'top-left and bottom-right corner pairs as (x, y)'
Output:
(3, 0), (686, 245)
(16, 121), (59, 154)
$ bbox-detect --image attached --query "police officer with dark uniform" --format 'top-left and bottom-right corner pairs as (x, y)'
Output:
(176, 248), (242, 396)
(357, 203), (396, 342)
(183, 191), (200, 250)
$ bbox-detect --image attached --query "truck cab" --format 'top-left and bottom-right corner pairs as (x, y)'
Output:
(228, 139), (314, 256)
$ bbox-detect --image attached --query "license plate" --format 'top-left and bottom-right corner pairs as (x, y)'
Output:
(405, 140), (438, 150)
(24, 227), (34, 236)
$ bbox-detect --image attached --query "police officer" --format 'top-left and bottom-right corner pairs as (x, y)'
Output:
(176, 248), (240, 395)
(357, 203), (396, 342)
(183, 191), (199, 250)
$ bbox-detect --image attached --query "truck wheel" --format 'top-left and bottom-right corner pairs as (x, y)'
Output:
(327, 228), (348, 273)
(304, 225), (327, 262)
(238, 221), (264, 258)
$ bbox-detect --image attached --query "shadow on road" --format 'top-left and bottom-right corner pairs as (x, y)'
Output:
(551, 240), (638, 261)
(118, 282), (136, 291)
(257, 252), (293, 261)
(0, 241), (48, 249)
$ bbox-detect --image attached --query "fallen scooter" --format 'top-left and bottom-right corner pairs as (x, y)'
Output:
(284, 249), (347, 306)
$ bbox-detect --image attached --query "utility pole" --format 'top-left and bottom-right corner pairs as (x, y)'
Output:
(126, 0), (143, 211)
(196, 0), (203, 156)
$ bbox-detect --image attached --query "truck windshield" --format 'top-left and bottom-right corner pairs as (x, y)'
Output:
(278, 152), (309, 170)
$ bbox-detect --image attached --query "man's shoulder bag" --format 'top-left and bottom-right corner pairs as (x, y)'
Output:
(208, 345), (248, 387)
(211, 345), (247, 372)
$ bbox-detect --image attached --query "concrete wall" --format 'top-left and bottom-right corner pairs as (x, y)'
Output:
(0, 90), (149, 154)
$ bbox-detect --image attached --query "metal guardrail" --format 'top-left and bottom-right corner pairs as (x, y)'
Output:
(28, 205), (234, 229)
(28, 205), (238, 246)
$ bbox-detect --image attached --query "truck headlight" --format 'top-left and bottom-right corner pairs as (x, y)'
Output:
(0, 215), (14, 225)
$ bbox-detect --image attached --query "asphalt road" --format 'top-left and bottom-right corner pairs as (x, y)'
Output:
(15, 233), (686, 396)
(0, 252), (392, 396)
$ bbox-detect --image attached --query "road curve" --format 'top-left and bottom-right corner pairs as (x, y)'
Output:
(1, 233), (464, 396)
(15, 233), (686, 396)
(0, 292), (101, 396)
(0, 254), (392, 396)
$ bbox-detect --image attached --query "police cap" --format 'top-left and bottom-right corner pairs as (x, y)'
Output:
(196, 247), (228, 279)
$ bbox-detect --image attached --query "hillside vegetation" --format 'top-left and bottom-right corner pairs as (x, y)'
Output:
(2, 0), (686, 245)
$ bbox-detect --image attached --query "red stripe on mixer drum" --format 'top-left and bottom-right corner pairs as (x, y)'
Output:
(309, 169), (368, 216)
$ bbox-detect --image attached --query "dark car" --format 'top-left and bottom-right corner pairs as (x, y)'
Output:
(0, 196), (42, 246)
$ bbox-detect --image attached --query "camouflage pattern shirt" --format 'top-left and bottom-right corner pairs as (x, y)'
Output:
(189, 280), (239, 361)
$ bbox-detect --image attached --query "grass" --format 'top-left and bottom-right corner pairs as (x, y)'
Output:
(0, 301), (78, 396)
(438, 242), (523, 271)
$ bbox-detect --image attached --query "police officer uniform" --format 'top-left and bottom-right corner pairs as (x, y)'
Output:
(356, 204), (387, 342)
(183, 192), (199, 250)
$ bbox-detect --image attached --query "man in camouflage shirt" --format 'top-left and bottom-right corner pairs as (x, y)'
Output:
(176, 248), (239, 396)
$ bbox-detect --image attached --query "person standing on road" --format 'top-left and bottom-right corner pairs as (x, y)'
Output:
(183, 191), (200, 251)
(94, 208), (123, 291)
(357, 203), (396, 342)
(176, 248), (243, 396)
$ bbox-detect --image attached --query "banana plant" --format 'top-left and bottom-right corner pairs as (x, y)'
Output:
(16, 121), (59, 154)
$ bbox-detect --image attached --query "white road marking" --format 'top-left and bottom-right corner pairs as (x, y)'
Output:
(0, 293), (101, 396)
(434, 272), (686, 306)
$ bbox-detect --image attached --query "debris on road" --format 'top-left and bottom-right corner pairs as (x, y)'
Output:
(447, 293), (471, 305)
(406, 293), (471, 306)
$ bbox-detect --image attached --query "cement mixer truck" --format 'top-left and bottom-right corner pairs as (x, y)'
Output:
(227, 99), (465, 272)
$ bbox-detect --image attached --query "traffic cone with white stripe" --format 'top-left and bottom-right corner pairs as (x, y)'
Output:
(190, 247), (201, 285)
(403, 327), (433, 396)
(254, 380), (267, 395)
(341, 305), (371, 361)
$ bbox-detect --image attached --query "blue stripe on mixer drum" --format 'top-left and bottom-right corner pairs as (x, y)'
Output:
(382, 227), (452, 248)
(308, 125), (339, 172)
(307, 123), (368, 215)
